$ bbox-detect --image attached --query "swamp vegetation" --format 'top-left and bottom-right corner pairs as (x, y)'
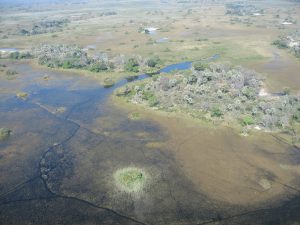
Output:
(1, 0), (300, 224)
(116, 63), (300, 144)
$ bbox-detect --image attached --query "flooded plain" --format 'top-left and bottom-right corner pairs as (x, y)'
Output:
(248, 48), (300, 93)
(0, 61), (300, 225)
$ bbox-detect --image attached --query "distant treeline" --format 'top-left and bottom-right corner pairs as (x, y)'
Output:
(19, 19), (70, 36)
(226, 3), (263, 16)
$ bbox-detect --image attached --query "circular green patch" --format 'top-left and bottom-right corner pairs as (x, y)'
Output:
(0, 128), (12, 141)
(114, 167), (147, 193)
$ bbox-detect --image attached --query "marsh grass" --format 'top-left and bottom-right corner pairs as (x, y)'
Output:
(0, 128), (12, 141)
(128, 112), (141, 120)
(55, 107), (67, 114)
(103, 78), (115, 88)
(114, 167), (147, 193)
(16, 92), (28, 100)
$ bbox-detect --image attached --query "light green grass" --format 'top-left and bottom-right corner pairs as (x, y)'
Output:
(16, 92), (28, 100)
(0, 128), (12, 141)
(114, 167), (147, 193)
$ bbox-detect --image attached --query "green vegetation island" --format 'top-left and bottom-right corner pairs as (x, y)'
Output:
(3, 44), (163, 86)
(116, 62), (300, 145)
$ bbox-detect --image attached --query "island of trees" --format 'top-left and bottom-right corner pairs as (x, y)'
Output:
(273, 31), (300, 58)
(116, 62), (300, 143)
(19, 19), (70, 36)
(8, 44), (162, 76)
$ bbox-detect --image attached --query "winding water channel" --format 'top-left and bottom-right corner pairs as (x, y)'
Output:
(0, 61), (300, 224)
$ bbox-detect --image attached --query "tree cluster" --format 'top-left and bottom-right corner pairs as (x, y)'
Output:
(32, 44), (162, 74)
(273, 31), (300, 58)
(226, 3), (263, 16)
(118, 64), (300, 132)
(19, 19), (70, 35)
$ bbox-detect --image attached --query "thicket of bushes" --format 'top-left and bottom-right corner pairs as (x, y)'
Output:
(19, 19), (70, 35)
(32, 44), (162, 74)
(273, 31), (300, 58)
(117, 63), (300, 134)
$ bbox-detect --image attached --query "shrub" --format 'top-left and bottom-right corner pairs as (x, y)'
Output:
(19, 29), (30, 35)
(108, 62), (115, 70)
(62, 61), (73, 69)
(103, 78), (115, 88)
(89, 61), (108, 72)
(293, 110), (300, 123)
(6, 70), (18, 75)
(283, 87), (291, 95)
(142, 91), (158, 106)
(193, 62), (207, 71)
(0, 128), (12, 141)
(125, 58), (139, 72)
(10, 52), (20, 59)
(148, 95), (159, 106)
(146, 56), (161, 68)
(211, 108), (223, 117)
(273, 39), (288, 49)
(242, 115), (254, 126)
(292, 45), (300, 58)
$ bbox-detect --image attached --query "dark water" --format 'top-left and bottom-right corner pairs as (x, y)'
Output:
(0, 61), (300, 225)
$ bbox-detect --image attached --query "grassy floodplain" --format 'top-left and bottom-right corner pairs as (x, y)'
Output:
(1, 0), (300, 89)
(1, 0), (300, 225)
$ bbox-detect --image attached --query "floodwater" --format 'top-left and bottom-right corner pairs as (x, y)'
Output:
(156, 37), (169, 43)
(0, 48), (18, 53)
(0, 61), (300, 225)
(249, 49), (300, 92)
